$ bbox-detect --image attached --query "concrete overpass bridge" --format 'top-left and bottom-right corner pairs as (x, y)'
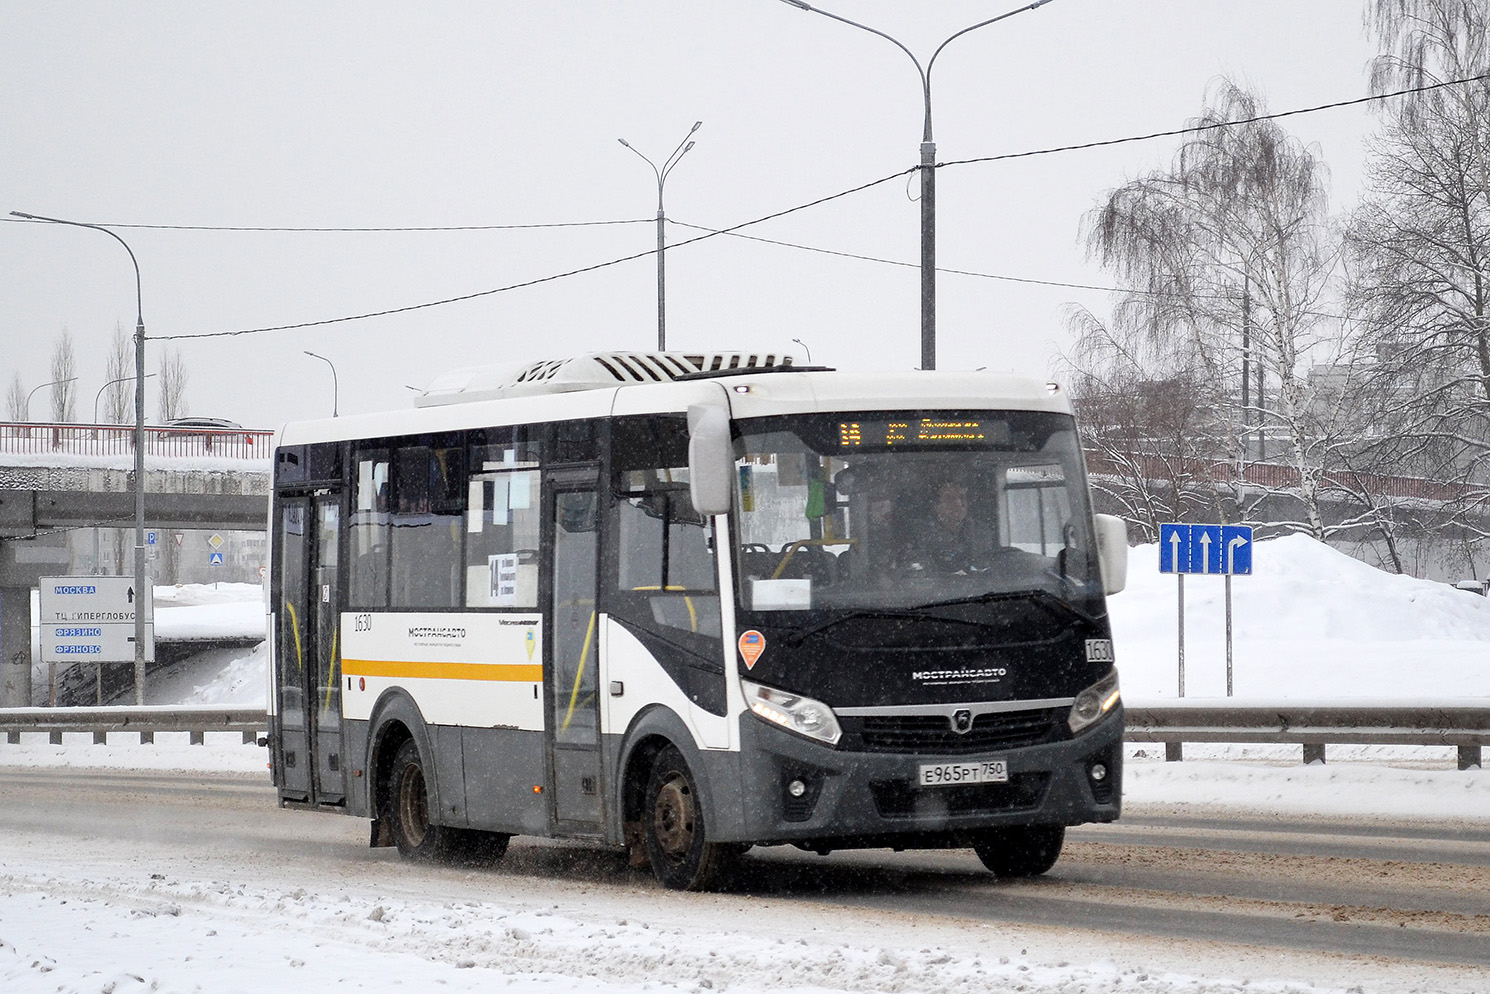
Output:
(0, 421), (272, 706)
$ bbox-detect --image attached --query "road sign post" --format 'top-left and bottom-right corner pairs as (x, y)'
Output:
(1158, 524), (1254, 697)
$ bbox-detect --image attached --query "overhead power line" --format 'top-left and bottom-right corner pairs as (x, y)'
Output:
(669, 220), (1360, 322)
(83, 70), (1490, 340)
(940, 70), (1490, 170)
(155, 168), (916, 340)
(669, 218), (1135, 293)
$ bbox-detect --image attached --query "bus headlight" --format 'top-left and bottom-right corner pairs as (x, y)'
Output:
(741, 679), (842, 747)
(1068, 667), (1121, 735)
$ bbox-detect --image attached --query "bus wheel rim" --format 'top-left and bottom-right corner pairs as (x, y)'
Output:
(652, 775), (694, 858)
(399, 762), (427, 847)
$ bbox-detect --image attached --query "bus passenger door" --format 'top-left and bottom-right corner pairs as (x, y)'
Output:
(546, 481), (604, 835)
(311, 493), (345, 803)
(274, 490), (345, 805)
(275, 498), (312, 802)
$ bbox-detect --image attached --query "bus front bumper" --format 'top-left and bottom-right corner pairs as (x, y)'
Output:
(709, 707), (1122, 848)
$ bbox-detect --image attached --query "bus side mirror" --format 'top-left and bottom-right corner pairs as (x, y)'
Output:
(688, 404), (733, 517)
(1094, 514), (1128, 595)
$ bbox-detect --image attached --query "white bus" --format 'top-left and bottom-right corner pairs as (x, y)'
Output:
(268, 352), (1128, 890)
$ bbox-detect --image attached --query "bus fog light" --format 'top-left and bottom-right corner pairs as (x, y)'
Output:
(1090, 763), (1108, 782)
(787, 779), (807, 798)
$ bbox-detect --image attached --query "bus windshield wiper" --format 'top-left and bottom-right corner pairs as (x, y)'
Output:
(783, 609), (934, 646)
(913, 588), (1094, 624)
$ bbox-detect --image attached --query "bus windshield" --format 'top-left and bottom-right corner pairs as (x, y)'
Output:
(732, 411), (1103, 617)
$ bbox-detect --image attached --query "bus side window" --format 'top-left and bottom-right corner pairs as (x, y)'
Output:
(389, 441), (466, 609)
(349, 448), (390, 609)
(466, 438), (541, 609)
(610, 416), (721, 638)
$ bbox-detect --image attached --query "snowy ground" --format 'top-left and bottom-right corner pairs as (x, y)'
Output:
(2, 536), (1488, 993)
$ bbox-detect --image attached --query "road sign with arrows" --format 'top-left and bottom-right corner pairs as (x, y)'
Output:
(1159, 523), (1253, 575)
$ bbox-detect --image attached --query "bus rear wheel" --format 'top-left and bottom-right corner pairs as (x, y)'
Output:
(972, 825), (1065, 878)
(643, 745), (736, 891)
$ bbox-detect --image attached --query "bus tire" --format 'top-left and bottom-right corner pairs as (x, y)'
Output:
(387, 738), (457, 862)
(643, 745), (735, 891)
(972, 825), (1064, 878)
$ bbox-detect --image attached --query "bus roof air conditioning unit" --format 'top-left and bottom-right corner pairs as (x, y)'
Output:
(413, 351), (800, 406)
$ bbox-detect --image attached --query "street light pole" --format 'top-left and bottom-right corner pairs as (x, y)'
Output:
(93, 372), (157, 425)
(304, 351), (339, 417)
(23, 376), (79, 421)
(12, 210), (151, 705)
(777, 0), (1057, 370)
(619, 121), (702, 352)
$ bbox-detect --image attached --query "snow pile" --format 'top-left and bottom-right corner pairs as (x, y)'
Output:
(145, 641), (269, 708)
(153, 581), (264, 642)
(1109, 534), (1490, 699)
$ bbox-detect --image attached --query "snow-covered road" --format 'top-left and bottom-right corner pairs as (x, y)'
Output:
(2, 767), (1486, 994)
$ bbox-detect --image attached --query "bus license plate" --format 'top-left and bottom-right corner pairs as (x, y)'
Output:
(918, 760), (1008, 787)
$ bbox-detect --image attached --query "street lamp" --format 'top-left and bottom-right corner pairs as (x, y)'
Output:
(776, 0), (1057, 370)
(23, 376), (78, 421)
(12, 210), (151, 705)
(791, 338), (813, 364)
(304, 351), (339, 417)
(93, 372), (156, 424)
(618, 121), (702, 352)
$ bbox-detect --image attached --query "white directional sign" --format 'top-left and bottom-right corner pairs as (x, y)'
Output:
(38, 576), (155, 663)
(1158, 524), (1253, 575)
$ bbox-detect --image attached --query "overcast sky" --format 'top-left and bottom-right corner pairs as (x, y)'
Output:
(2, 1), (1382, 428)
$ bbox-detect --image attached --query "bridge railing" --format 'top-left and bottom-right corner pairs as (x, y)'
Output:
(0, 422), (272, 461)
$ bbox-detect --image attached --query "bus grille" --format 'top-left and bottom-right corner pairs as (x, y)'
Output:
(869, 773), (1049, 819)
(845, 708), (1066, 755)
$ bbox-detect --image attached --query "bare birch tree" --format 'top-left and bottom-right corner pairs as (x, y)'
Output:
(1082, 79), (1341, 538)
(103, 323), (133, 424)
(1058, 307), (1235, 540)
(157, 347), (188, 422)
(1345, 0), (1490, 576)
(49, 329), (77, 422)
(5, 374), (26, 421)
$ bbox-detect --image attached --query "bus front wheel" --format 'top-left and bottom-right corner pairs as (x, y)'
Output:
(387, 738), (457, 862)
(643, 745), (736, 891)
(972, 825), (1065, 878)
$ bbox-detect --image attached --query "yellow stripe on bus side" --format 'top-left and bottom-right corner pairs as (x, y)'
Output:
(342, 658), (543, 682)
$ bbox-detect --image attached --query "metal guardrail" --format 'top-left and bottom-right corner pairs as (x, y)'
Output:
(0, 701), (1485, 770)
(0, 705), (268, 746)
(1125, 699), (1490, 770)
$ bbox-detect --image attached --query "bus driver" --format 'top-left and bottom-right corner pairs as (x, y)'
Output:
(913, 479), (995, 573)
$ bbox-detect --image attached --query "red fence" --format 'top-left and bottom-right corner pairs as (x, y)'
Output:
(0, 422), (272, 461)
(1082, 450), (1489, 506)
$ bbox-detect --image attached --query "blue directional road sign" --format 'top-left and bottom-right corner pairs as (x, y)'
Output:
(1159, 523), (1253, 576)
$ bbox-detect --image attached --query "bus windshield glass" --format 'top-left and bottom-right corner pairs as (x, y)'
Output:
(732, 411), (1102, 616)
